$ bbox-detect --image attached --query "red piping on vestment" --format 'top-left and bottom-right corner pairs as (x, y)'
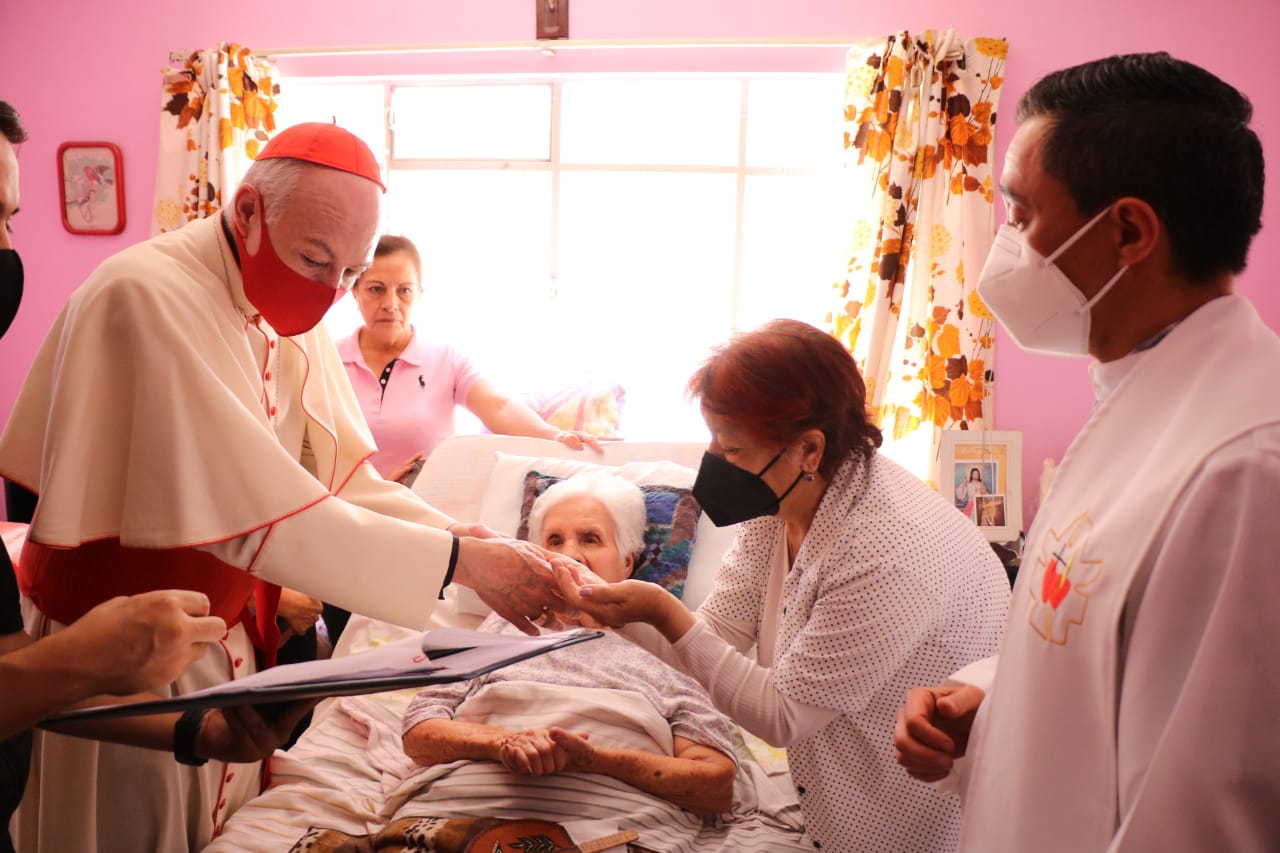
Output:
(284, 336), (341, 490)
(246, 317), (273, 415)
(207, 637), (238, 840)
(16, 490), (336, 553)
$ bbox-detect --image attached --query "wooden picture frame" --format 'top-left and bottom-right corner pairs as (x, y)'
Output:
(939, 429), (1023, 542)
(57, 142), (125, 235)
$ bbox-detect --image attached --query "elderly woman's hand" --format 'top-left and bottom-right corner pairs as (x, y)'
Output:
(497, 727), (591, 777)
(544, 562), (610, 629)
(547, 726), (598, 773)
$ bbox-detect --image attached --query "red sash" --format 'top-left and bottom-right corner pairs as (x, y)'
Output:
(17, 538), (281, 667)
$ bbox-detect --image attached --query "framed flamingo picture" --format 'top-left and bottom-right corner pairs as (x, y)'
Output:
(57, 142), (126, 235)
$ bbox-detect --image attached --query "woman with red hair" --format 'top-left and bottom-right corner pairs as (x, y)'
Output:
(558, 319), (1010, 852)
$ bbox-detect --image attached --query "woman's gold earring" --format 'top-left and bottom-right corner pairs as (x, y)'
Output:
(803, 472), (815, 482)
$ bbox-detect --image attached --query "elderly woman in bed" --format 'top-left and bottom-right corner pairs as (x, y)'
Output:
(401, 471), (737, 817)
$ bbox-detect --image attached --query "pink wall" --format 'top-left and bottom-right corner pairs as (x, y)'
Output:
(2, 0), (1278, 524)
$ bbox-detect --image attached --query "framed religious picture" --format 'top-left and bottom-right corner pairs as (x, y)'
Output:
(939, 429), (1023, 542)
(57, 142), (126, 235)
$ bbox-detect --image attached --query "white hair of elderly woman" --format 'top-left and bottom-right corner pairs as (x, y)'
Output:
(526, 470), (647, 563)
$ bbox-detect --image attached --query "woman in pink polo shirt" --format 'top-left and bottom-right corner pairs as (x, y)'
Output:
(336, 236), (602, 485)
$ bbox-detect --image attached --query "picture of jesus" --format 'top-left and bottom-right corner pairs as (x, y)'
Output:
(954, 464), (994, 519)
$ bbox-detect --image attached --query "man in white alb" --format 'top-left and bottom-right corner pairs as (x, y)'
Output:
(893, 52), (1280, 851)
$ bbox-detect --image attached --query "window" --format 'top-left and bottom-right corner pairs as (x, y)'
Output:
(275, 74), (852, 440)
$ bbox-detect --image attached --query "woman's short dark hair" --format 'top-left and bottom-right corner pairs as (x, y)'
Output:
(373, 234), (422, 284)
(688, 319), (882, 478)
(0, 100), (28, 145)
(1017, 52), (1263, 283)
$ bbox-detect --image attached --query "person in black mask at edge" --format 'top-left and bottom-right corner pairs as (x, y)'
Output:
(0, 100), (313, 853)
(554, 319), (1011, 853)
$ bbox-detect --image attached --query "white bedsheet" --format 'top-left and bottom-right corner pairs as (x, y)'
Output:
(202, 618), (810, 852)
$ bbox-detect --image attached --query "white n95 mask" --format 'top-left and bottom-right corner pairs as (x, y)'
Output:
(976, 207), (1127, 357)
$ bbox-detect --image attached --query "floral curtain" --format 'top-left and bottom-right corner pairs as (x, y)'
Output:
(151, 43), (279, 235)
(829, 30), (1006, 482)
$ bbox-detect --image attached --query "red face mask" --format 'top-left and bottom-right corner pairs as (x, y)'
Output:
(233, 192), (344, 337)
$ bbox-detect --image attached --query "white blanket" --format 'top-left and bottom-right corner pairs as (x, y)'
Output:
(203, 646), (809, 852)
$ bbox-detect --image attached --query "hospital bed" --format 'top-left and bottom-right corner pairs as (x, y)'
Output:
(204, 434), (812, 852)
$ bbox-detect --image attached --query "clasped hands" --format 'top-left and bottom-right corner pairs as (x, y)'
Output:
(496, 726), (594, 777)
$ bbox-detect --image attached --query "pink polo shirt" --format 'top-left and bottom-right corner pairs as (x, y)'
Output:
(336, 327), (483, 476)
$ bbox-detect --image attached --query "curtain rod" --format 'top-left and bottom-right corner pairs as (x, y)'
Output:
(254, 37), (864, 58)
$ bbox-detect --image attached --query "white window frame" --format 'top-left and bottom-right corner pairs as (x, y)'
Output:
(284, 72), (849, 439)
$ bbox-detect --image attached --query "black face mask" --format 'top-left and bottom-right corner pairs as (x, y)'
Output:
(0, 249), (21, 339)
(692, 448), (805, 528)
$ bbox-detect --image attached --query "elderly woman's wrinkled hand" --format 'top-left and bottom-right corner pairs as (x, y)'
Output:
(547, 562), (612, 629)
(547, 726), (597, 773)
(498, 727), (591, 777)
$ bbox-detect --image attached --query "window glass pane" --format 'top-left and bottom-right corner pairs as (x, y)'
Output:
(392, 85), (552, 160)
(737, 173), (856, 331)
(557, 171), (738, 439)
(356, 170), (554, 372)
(314, 72), (853, 443)
(560, 79), (741, 166)
(745, 77), (846, 169)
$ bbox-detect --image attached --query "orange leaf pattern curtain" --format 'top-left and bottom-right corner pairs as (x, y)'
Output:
(151, 43), (279, 235)
(829, 30), (1006, 481)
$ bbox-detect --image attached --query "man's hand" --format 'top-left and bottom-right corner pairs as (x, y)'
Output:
(893, 683), (985, 783)
(276, 588), (323, 638)
(68, 590), (227, 696)
(446, 521), (503, 540)
(451, 538), (570, 635)
(194, 700), (318, 763)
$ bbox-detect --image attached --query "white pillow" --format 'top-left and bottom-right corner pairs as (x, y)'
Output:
(472, 452), (737, 612)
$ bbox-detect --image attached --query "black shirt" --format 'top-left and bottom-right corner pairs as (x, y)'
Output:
(1, 547), (31, 853)
(0, 547), (21, 634)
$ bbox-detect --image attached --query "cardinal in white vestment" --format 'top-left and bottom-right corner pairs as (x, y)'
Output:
(0, 123), (567, 852)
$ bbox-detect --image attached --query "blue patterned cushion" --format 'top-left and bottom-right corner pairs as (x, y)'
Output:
(515, 470), (702, 599)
